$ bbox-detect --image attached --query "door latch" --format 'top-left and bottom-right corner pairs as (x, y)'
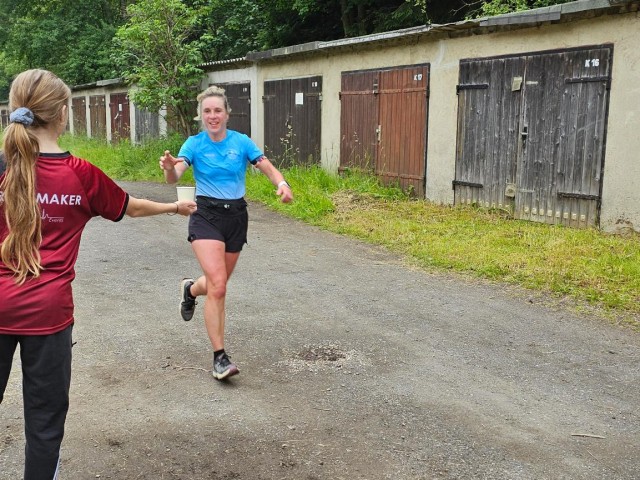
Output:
(520, 125), (528, 147)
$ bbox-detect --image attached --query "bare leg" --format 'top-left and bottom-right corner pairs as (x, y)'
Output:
(189, 239), (241, 351)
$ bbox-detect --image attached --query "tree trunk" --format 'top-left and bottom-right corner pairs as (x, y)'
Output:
(340, 0), (353, 37)
(356, 3), (367, 36)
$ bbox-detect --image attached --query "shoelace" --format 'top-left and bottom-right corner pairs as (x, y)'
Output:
(216, 355), (231, 368)
(183, 296), (197, 306)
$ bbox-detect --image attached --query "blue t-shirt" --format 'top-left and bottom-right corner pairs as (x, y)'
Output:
(178, 130), (263, 199)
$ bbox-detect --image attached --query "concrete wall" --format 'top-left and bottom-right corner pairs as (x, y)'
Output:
(599, 14), (640, 233)
(249, 11), (639, 233)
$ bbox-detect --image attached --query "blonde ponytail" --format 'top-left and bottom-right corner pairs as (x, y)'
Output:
(0, 69), (70, 284)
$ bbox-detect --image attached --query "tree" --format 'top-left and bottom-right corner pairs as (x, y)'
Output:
(272, 0), (427, 39)
(0, 0), (124, 98)
(189, 0), (270, 62)
(113, 0), (209, 137)
(0, 0), (576, 102)
(194, 0), (432, 60)
(456, 0), (574, 18)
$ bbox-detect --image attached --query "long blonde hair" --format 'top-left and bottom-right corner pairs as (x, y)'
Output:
(0, 69), (71, 284)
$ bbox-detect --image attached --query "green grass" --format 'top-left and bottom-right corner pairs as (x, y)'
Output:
(59, 134), (640, 329)
(59, 134), (194, 185)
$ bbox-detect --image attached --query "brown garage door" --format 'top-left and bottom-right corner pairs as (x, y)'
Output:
(72, 97), (87, 136)
(110, 93), (130, 143)
(89, 95), (106, 138)
(340, 64), (429, 196)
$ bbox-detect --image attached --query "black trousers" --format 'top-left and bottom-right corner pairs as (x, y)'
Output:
(0, 325), (73, 480)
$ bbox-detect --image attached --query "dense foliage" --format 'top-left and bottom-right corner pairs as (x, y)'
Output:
(0, 0), (127, 99)
(0, 0), (573, 101)
(476, 0), (573, 16)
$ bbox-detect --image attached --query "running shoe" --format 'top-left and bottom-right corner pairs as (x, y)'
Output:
(212, 352), (239, 380)
(179, 278), (197, 321)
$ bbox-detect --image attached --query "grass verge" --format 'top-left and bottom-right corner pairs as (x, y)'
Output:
(59, 135), (640, 330)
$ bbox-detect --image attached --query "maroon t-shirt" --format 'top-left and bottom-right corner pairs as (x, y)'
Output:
(0, 152), (128, 335)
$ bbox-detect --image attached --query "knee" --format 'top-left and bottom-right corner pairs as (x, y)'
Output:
(205, 280), (227, 300)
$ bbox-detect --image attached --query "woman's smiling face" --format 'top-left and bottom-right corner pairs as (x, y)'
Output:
(201, 95), (229, 141)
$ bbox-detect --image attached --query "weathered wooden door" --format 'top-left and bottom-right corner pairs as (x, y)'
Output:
(72, 97), (87, 136)
(109, 93), (130, 142)
(134, 106), (159, 144)
(263, 79), (289, 163)
(291, 77), (322, 166)
(517, 47), (612, 227)
(215, 82), (251, 137)
(340, 65), (429, 196)
(455, 57), (524, 211)
(340, 70), (379, 170)
(455, 45), (613, 228)
(89, 95), (106, 138)
(263, 76), (322, 167)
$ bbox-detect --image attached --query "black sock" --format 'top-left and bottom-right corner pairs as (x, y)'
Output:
(214, 349), (225, 360)
(187, 283), (196, 299)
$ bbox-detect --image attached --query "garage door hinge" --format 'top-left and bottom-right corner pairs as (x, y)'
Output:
(456, 83), (489, 95)
(452, 180), (484, 189)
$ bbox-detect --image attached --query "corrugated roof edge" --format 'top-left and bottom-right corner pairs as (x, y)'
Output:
(71, 77), (125, 91)
(198, 57), (252, 69)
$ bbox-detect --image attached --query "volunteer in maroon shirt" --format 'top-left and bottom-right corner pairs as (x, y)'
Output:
(0, 69), (196, 480)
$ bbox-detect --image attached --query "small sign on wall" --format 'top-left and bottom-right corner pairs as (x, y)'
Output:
(295, 92), (304, 105)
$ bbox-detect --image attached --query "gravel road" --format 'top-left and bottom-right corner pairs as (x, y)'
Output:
(1, 181), (638, 480)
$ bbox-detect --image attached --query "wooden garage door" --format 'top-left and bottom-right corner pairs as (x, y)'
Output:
(109, 93), (130, 143)
(134, 106), (159, 144)
(455, 45), (613, 228)
(340, 70), (379, 170)
(89, 95), (106, 138)
(263, 76), (322, 167)
(0, 109), (9, 129)
(455, 57), (524, 210)
(72, 97), (87, 136)
(340, 64), (429, 196)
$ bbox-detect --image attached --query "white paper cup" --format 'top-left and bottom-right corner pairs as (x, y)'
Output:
(176, 186), (196, 201)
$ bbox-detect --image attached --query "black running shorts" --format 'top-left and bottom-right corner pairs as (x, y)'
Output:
(188, 196), (248, 253)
